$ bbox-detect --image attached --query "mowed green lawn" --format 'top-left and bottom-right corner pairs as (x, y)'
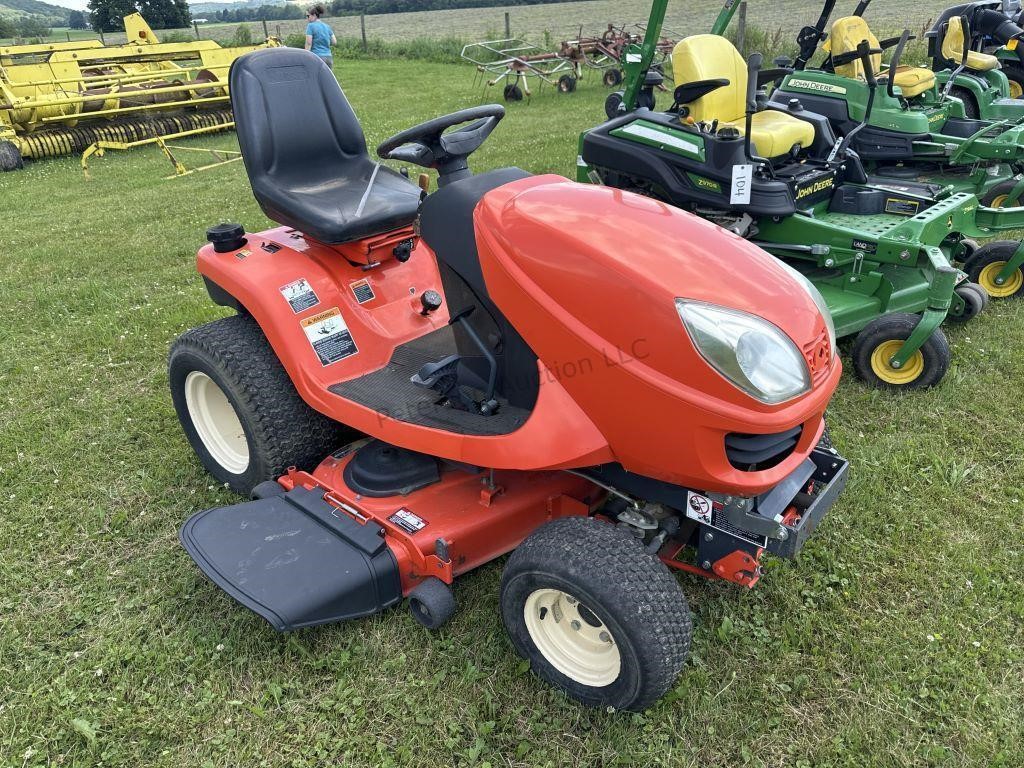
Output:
(1, 58), (1023, 767)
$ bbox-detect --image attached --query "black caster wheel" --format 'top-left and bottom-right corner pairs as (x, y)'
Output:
(408, 577), (456, 629)
(947, 283), (987, 323)
(605, 90), (625, 119)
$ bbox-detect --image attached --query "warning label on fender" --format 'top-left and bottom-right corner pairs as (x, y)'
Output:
(280, 278), (320, 313)
(301, 307), (357, 366)
(389, 508), (427, 534)
(350, 278), (375, 304)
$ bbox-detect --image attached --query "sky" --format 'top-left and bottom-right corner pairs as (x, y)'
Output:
(46, 0), (91, 9)
(45, 0), (211, 12)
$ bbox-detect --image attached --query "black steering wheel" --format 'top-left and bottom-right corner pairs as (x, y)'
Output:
(376, 105), (505, 184)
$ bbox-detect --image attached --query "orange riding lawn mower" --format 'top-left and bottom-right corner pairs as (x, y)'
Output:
(171, 48), (849, 711)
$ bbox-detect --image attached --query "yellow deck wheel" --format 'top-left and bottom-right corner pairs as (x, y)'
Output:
(1011, 80), (1023, 99)
(869, 340), (925, 386)
(977, 260), (1024, 297)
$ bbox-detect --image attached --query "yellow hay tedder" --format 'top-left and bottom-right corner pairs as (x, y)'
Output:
(0, 14), (279, 173)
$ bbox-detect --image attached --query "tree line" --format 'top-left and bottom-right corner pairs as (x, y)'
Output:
(207, 4), (306, 23)
(0, 15), (53, 38)
(86, 0), (192, 32)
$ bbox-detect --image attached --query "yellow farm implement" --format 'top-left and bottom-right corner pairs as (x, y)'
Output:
(0, 14), (278, 171)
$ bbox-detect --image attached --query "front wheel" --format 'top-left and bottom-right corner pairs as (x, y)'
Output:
(964, 240), (1024, 299)
(169, 314), (351, 494)
(850, 313), (950, 390)
(501, 516), (692, 711)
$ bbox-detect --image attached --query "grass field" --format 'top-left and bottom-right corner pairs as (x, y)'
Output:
(2, 57), (1024, 767)
(13, 0), (963, 48)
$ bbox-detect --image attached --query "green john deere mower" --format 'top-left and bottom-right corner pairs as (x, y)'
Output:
(925, 1), (1024, 116)
(577, 4), (1024, 390)
(766, 0), (1024, 209)
(926, 1), (1024, 103)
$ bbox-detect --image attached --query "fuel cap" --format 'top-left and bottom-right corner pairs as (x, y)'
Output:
(206, 223), (247, 253)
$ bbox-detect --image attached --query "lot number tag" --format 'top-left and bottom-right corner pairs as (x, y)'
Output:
(730, 163), (753, 205)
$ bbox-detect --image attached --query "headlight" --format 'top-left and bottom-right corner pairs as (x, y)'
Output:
(676, 299), (811, 404)
(775, 260), (836, 354)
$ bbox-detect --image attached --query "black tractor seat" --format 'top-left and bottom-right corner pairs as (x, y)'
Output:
(230, 48), (421, 245)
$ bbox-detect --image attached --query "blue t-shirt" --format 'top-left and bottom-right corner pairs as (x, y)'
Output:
(306, 20), (332, 56)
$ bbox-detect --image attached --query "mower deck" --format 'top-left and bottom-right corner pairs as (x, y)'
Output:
(181, 444), (598, 631)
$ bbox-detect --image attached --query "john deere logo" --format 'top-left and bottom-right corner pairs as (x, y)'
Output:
(787, 78), (847, 95)
(795, 176), (835, 200)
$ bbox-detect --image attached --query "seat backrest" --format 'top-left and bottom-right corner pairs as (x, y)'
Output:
(670, 34), (747, 123)
(941, 15), (967, 62)
(827, 16), (882, 79)
(229, 48), (369, 195)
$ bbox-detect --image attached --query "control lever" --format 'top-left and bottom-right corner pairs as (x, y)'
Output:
(447, 306), (499, 415)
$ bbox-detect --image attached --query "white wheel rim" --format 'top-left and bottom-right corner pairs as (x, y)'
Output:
(523, 588), (621, 687)
(183, 371), (249, 475)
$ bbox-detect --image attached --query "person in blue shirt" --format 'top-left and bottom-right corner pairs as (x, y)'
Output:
(304, 4), (337, 69)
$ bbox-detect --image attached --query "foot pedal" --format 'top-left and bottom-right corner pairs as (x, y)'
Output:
(180, 486), (402, 630)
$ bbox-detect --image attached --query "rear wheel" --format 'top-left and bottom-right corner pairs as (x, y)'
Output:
(949, 85), (979, 119)
(169, 314), (352, 494)
(501, 516), (692, 711)
(1002, 64), (1024, 99)
(979, 180), (1023, 209)
(964, 240), (1024, 299)
(851, 313), (950, 390)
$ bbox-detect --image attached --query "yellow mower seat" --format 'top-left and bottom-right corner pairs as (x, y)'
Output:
(941, 16), (999, 71)
(671, 34), (815, 157)
(886, 66), (937, 97)
(826, 16), (936, 97)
